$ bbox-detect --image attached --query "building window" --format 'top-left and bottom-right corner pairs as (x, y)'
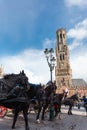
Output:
(60, 33), (62, 38)
(60, 54), (62, 60)
(60, 33), (62, 42)
(63, 34), (65, 38)
(60, 54), (65, 60)
(58, 45), (59, 50)
(63, 54), (65, 60)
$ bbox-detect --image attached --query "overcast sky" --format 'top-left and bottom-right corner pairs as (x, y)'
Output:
(0, 0), (87, 84)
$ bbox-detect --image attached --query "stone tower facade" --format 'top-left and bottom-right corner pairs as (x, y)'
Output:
(0, 65), (4, 78)
(55, 28), (72, 90)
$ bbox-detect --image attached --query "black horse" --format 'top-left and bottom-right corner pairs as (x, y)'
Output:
(53, 90), (67, 118)
(39, 81), (57, 121)
(27, 83), (46, 123)
(62, 93), (79, 115)
(0, 70), (30, 130)
(28, 81), (57, 123)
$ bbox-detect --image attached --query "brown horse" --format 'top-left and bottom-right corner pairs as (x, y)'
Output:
(62, 93), (79, 115)
(53, 90), (67, 118)
(29, 81), (57, 123)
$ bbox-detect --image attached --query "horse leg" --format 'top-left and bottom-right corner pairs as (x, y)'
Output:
(70, 106), (72, 115)
(41, 104), (48, 120)
(68, 106), (70, 115)
(59, 105), (61, 113)
(36, 104), (42, 123)
(54, 107), (58, 117)
(57, 105), (61, 119)
(23, 109), (30, 130)
(54, 105), (61, 119)
(68, 106), (72, 115)
(54, 104), (58, 117)
(55, 108), (59, 119)
(12, 109), (19, 130)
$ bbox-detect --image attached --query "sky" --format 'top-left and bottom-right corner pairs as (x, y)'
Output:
(0, 0), (87, 84)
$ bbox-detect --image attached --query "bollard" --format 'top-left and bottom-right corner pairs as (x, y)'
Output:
(49, 105), (55, 121)
(78, 103), (80, 109)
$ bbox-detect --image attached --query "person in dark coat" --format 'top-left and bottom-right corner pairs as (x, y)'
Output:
(83, 95), (87, 116)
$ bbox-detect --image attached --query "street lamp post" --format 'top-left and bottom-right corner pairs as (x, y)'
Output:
(44, 48), (56, 121)
(44, 48), (56, 82)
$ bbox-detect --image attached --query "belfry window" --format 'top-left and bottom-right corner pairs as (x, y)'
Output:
(63, 54), (65, 60)
(63, 34), (65, 38)
(60, 33), (62, 42)
(57, 35), (59, 41)
(60, 54), (62, 60)
(60, 33), (62, 38)
(60, 54), (65, 60)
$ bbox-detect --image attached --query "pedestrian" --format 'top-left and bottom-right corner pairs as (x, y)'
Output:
(83, 95), (87, 116)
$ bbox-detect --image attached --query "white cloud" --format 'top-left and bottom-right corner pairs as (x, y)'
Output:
(69, 40), (83, 50)
(0, 49), (55, 84)
(68, 19), (87, 40)
(43, 38), (56, 49)
(0, 42), (87, 84)
(67, 18), (87, 50)
(65, 0), (87, 8)
(0, 46), (87, 85)
(70, 53), (87, 82)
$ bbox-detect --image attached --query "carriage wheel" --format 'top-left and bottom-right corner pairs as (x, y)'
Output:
(0, 106), (7, 118)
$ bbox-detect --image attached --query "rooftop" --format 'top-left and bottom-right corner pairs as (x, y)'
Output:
(72, 79), (87, 89)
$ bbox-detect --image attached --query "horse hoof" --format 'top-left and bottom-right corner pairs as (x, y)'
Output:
(59, 115), (61, 120)
(55, 116), (58, 119)
(11, 128), (15, 130)
(36, 119), (40, 123)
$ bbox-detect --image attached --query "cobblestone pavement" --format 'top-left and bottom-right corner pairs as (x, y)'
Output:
(0, 106), (87, 130)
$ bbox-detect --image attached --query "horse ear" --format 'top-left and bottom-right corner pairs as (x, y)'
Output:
(22, 70), (24, 74)
(20, 71), (21, 74)
(22, 70), (24, 73)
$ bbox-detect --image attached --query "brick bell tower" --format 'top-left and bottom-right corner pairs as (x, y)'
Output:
(55, 28), (72, 90)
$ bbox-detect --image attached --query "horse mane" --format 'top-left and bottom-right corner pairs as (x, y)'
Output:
(3, 73), (18, 80)
(45, 85), (50, 91)
(58, 93), (64, 97)
(29, 83), (42, 92)
(56, 92), (65, 100)
(28, 83), (42, 96)
(29, 83), (41, 88)
(69, 94), (77, 99)
(45, 85), (52, 96)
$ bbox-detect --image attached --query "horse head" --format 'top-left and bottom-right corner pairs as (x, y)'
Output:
(45, 81), (57, 96)
(51, 82), (57, 94)
(71, 93), (79, 102)
(19, 70), (30, 91)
